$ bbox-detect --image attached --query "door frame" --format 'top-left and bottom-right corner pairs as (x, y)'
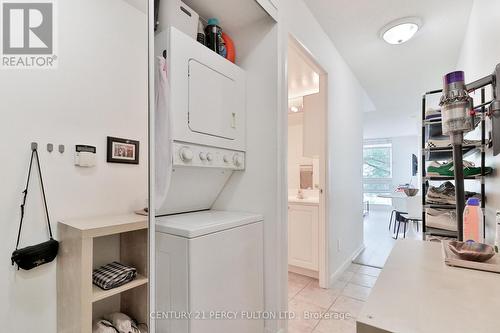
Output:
(285, 35), (329, 288)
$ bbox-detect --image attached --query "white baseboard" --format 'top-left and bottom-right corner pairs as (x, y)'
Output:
(288, 265), (319, 279)
(329, 244), (365, 286)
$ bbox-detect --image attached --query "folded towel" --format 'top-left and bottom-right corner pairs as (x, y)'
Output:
(93, 262), (137, 290)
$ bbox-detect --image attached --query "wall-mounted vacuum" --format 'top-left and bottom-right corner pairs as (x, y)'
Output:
(439, 64), (500, 240)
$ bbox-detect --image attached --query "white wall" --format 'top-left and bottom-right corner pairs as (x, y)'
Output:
(391, 136), (420, 190)
(457, 0), (500, 243)
(281, 0), (373, 296)
(0, 1), (148, 331)
(364, 111), (420, 139)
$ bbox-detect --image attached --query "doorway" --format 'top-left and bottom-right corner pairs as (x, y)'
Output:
(286, 35), (329, 296)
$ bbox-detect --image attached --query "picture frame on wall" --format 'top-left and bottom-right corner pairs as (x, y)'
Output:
(106, 136), (140, 164)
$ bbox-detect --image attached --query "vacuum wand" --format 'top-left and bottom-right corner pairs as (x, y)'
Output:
(440, 71), (474, 241)
(452, 142), (465, 241)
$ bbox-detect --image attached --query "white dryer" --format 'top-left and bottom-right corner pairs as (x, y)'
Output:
(154, 26), (247, 216)
(155, 210), (264, 333)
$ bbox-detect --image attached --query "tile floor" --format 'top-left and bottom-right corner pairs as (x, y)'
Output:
(354, 207), (421, 267)
(287, 263), (381, 333)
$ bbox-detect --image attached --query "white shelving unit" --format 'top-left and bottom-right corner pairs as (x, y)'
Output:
(57, 214), (148, 333)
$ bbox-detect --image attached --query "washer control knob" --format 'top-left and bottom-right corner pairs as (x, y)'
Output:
(206, 153), (213, 162)
(199, 152), (207, 161)
(223, 155), (230, 163)
(179, 147), (193, 162)
(233, 154), (243, 167)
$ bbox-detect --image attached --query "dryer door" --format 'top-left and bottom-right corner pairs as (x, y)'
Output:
(188, 60), (238, 140)
(169, 27), (246, 151)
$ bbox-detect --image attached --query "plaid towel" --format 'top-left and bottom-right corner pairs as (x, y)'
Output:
(93, 261), (137, 290)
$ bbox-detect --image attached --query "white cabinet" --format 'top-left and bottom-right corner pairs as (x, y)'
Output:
(288, 203), (319, 271)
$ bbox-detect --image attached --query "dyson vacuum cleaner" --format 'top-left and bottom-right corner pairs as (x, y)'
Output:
(439, 64), (500, 241)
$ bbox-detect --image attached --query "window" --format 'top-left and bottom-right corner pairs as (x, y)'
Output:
(363, 140), (393, 205)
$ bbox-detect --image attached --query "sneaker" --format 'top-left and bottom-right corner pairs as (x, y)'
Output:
(426, 139), (450, 149)
(426, 181), (479, 205)
(425, 208), (457, 231)
(426, 181), (455, 204)
(426, 139), (481, 149)
(425, 108), (441, 121)
(427, 160), (493, 177)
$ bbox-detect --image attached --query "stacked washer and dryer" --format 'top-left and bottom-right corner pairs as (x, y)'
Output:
(154, 16), (264, 333)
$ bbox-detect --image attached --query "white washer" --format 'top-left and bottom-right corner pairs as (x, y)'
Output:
(155, 210), (264, 333)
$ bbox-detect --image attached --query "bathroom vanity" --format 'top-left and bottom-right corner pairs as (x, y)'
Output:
(288, 197), (319, 276)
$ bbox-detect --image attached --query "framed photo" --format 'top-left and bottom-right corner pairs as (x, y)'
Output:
(106, 136), (139, 164)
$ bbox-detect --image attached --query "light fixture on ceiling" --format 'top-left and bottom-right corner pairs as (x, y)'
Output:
(380, 17), (421, 45)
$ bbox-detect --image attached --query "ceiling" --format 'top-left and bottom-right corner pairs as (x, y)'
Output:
(305, 0), (474, 136)
(288, 42), (320, 99)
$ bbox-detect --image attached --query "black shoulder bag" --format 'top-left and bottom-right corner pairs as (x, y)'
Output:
(11, 148), (59, 270)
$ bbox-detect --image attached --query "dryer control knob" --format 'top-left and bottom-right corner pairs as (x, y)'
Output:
(199, 152), (207, 161)
(223, 155), (230, 163)
(206, 153), (213, 162)
(179, 147), (193, 162)
(233, 154), (243, 167)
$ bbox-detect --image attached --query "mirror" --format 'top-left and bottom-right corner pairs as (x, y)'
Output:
(300, 164), (313, 189)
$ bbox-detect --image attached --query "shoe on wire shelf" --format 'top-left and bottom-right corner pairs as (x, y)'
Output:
(426, 139), (481, 149)
(427, 160), (493, 177)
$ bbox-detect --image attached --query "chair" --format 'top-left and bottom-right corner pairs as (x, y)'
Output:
(392, 212), (421, 239)
(392, 196), (422, 239)
(389, 209), (405, 231)
(389, 196), (406, 231)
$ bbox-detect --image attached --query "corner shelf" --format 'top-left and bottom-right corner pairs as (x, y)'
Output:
(57, 214), (148, 333)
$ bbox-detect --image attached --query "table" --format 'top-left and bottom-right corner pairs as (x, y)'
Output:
(357, 240), (500, 333)
(377, 193), (421, 217)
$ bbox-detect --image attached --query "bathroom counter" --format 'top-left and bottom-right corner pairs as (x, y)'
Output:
(357, 240), (500, 333)
(288, 196), (319, 205)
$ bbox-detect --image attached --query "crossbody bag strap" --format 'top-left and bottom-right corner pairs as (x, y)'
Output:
(15, 148), (53, 250)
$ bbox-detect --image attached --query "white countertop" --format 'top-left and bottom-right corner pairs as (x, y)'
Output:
(357, 240), (500, 333)
(288, 196), (319, 205)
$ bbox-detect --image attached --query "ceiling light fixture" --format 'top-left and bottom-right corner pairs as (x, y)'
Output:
(380, 17), (421, 45)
